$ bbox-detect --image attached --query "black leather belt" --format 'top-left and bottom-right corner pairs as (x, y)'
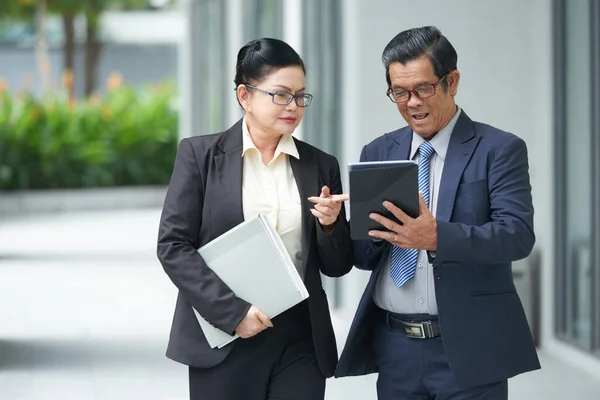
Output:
(386, 313), (441, 339)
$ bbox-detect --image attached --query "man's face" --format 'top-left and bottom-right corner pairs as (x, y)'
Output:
(388, 56), (460, 140)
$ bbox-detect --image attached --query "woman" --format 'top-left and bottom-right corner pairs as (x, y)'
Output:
(157, 38), (353, 400)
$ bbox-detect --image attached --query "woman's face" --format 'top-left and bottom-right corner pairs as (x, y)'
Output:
(239, 66), (307, 137)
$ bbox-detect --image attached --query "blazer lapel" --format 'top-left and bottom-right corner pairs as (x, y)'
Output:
(388, 129), (412, 161)
(290, 140), (319, 276)
(436, 111), (480, 222)
(212, 130), (320, 277)
(211, 120), (244, 238)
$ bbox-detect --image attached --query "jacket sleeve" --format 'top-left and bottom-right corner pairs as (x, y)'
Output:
(157, 138), (250, 335)
(315, 156), (354, 277)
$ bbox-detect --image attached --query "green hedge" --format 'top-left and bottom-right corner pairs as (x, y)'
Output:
(0, 80), (178, 190)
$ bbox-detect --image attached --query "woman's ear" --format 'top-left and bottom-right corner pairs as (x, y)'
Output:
(237, 84), (251, 111)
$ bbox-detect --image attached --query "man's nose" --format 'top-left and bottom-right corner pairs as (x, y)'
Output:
(406, 91), (423, 108)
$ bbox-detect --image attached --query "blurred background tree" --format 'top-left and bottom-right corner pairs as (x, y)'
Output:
(0, 0), (163, 98)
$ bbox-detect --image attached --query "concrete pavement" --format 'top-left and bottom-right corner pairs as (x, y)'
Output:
(1, 209), (599, 399)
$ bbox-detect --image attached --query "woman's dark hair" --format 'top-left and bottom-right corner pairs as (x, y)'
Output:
(234, 38), (306, 87)
(382, 26), (457, 89)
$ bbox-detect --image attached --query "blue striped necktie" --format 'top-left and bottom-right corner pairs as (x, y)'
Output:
(390, 141), (435, 287)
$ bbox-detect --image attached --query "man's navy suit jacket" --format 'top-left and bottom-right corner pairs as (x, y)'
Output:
(335, 110), (541, 388)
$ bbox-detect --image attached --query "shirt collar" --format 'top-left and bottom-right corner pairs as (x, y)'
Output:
(409, 106), (461, 161)
(241, 116), (300, 160)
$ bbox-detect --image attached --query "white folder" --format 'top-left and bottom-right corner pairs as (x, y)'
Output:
(193, 214), (309, 348)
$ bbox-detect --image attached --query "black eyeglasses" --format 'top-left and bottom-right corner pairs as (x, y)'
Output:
(240, 84), (313, 107)
(386, 75), (447, 103)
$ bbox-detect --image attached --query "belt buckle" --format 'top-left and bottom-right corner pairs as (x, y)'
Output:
(403, 321), (426, 339)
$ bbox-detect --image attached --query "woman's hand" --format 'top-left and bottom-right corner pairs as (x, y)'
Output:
(235, 305), (273, 338)
(308, 186), (349, 231)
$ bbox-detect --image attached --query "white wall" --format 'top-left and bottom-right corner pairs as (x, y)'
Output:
(339, 0), (557, 354)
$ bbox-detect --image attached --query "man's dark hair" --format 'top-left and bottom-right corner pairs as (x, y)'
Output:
(382, 26), (457, 89)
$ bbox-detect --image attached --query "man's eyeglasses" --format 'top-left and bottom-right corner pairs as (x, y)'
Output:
(241, 84), (313, 107)
(386, 75), (447, 103)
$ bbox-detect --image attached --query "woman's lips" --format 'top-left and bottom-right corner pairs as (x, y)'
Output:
(280, 117), (297, 124)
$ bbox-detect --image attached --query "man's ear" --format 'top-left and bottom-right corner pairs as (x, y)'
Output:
(446, 70), (460, 97)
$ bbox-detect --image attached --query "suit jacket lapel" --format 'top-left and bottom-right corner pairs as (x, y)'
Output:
(211, 120), (244, 238)
(290, 139), (319, 276)
(436, 111), (480, 222)
(212, 129), (320, 277)
(388, 129), (412, 161)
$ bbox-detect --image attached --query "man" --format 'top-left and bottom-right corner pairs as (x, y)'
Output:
(335, 26), (540, 399)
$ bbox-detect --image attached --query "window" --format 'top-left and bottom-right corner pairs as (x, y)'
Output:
(244, 0), (283, 41)
(302, 0), (342, 158)
(554, 0), (600, 354)
(198, 0), (227, 134)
